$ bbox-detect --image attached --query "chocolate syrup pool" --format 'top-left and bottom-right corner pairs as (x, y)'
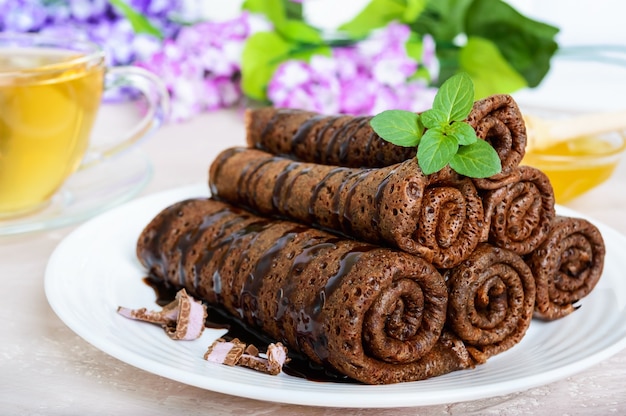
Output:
(144, 276), (357, 383)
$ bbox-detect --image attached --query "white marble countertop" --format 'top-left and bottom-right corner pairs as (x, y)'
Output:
(2, 96), (626, 415)
(4, 2), (626, 414)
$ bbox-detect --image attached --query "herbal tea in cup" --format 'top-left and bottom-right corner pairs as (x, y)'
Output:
(0, 33), (168, 218)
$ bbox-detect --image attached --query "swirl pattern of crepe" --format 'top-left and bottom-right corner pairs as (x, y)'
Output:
(480, 165), (556, 255)
(526, 215), (605, 320)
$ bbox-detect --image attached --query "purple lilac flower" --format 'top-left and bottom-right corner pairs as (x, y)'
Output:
(268, 22), (439, 116)
(67, 0), (108, 22)
(135, 12), (252, 121)
(421, 34), (439, 82)
(0, 0), (187, 66)
(269, 57), (341, 114)
(0, 0), (48, 32)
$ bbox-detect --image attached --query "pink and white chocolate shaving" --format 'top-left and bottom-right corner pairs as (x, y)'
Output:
(117, 288), (207, 340)
(204, 338), (246, 366)
(203, 339), (289, 375)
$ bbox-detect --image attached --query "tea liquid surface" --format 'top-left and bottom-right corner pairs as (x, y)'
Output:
(0, 48), (104, 215)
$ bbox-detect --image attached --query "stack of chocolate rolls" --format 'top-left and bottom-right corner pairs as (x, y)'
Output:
(241, 94), (605, 321)
(137, 94), (605, 384)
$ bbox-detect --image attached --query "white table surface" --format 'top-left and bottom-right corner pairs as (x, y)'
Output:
(4, 32), (626, 411)
(2, 98), (626, 415)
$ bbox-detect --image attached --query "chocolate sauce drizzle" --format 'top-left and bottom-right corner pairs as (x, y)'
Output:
(256, 109), (416, 168)
(144, 275), (356, 383)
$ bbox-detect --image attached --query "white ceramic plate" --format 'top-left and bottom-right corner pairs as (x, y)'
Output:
(44, 184), (626, 408)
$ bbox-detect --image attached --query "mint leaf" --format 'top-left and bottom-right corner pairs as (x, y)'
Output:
(372, 71), (502, 178)
(446, 121), (477, 145)
(370, 110), (423, 147)
(417, 129), (457, 174)
(432, 72), (474, 121)
(420, 108), (448, 129)
(449, 139), (502, 178)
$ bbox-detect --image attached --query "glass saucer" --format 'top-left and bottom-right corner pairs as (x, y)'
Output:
(0, 147), (152, 236)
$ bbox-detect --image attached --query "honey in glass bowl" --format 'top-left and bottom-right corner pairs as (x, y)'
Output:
(521, 131), (626, 203)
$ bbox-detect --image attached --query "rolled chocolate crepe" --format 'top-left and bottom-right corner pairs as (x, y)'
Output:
(480, 165), (556, 256)
(209, 147), (484, 268)
(526, 216), (605, 321)
(245, 94), (526, 178)
(445, 244), (536, 363)
(137, 198), (479, 384)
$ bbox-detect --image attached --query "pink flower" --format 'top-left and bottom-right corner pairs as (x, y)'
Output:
(268, 59), (340, 114)
(266, 22), (438, 116)
(135, 12), (252, 121)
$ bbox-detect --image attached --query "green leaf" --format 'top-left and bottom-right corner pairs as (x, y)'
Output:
(410, 0), (474, 41)
(372, 70), (502, 178)
(370, 110), (423, 147)
(338, 0), (407, 38)
(420, 108), (448, 129)
(242, 0), (286, 28)
(404, 32), (424, 63)
(432, 72), (474, 122)
(279, 20), (323, 44)
(446, 121), (477, 145)
(411, 0), (557, 91)
(241, 32), (291, 101)
(403, 0), (428, 22)
(109, 0), (162, 38)
(243, 0), (318, 44)
(465, 0), (559, 87)
(459, 37), (527, 98)
(449, 139), (501, 178)
(283, 0), (303, 20)
(417, 129), (457, 174)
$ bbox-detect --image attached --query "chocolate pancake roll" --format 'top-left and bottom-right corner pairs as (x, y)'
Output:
(480, 165), (556, 255)
(246, 108), (416, 168)
(209, 147), (484, 268)
(245, 94), (526, 174)
(526, 216), (605, 321)
(137, 198), (479, 384)
(446, 243), (536, 363)
(467, 94), (527, 188)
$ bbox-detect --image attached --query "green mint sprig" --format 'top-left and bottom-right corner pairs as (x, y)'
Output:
(370, 73), (501, 178)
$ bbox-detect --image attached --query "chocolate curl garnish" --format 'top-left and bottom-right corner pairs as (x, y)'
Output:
(117, 288), (207, 340)
(209, 147), (483, 268)
(446, 244), (536, 363)
(204, 338), (246, 365)
(480, 165), (556, 256)
(526, 216), (605, 321)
